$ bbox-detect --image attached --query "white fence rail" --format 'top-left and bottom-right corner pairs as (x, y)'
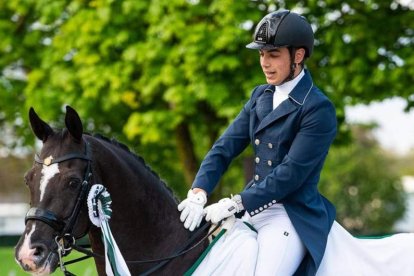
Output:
(0, 203), (28, 236)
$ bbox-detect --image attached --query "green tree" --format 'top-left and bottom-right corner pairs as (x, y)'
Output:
(0, 0), (413, 200)
(320, 124), (406, 235)
(395, 149), (414, 176)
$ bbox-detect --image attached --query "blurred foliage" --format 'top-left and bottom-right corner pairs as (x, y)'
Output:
(394, 149), (414, 176)
(320, 123), (406, 235)
(0, 0), (413, 207)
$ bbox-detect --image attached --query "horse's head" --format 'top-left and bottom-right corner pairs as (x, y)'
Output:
(15, 106), (92, 275)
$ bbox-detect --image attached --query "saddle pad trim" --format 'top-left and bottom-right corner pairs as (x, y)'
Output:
(184, 229), (227, 276)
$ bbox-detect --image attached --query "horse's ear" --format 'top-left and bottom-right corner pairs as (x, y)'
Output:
(29, 107), (54, 143)
(65, 106), (83, 144)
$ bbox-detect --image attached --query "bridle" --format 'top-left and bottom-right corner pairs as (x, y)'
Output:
(23, 139), (219, 276)
(25, 140), (92, 257)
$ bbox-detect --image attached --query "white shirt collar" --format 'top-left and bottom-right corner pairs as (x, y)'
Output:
(275, 69), (305, 95)
(273, 69), (305, 109)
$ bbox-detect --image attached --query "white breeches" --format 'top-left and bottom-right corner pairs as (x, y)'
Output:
(243, 204), (306, 276)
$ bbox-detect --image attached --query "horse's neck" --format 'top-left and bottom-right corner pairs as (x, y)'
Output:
(88, 227), (106, 275)
(90, 139), (191, 258)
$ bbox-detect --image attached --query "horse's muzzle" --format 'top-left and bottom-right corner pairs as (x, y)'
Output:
(16, 241), (59, 275)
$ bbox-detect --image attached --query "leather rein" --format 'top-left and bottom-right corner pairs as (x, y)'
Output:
(24, 141), (217, 276)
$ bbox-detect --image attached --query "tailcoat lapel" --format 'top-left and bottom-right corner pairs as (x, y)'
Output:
(254, 70), (314, 134)
(255, 86), (274, 121)
(255, 100), (298, 133)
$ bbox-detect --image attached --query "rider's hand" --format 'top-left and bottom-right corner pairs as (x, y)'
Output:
(178, 189), (207, 231)
(204, 195), (244, 224)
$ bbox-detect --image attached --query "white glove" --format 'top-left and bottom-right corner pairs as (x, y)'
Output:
(178, 190), (207, 231)
(204, 195), (244, 224)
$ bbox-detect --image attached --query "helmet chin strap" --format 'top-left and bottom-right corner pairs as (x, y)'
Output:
(277, 47), (298, 86)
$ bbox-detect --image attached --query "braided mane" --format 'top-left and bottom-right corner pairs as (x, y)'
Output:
(91, 133), (178, 203)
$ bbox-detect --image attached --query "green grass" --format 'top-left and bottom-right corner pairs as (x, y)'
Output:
(1, 247), (97, 275)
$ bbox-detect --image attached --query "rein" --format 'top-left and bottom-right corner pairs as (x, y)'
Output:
(66, 220), (220, 276)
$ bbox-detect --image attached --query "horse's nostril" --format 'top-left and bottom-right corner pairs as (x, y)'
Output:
(31, 243), (47, 258)
(33, 246), (42, 256)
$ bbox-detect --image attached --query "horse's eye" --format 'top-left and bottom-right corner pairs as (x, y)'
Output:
(68, 178), (81, 189)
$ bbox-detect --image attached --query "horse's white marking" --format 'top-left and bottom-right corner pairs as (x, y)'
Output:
(39, 161), (59, 202)
(17, 224), (36, 262)
(17, 224), (52, 274)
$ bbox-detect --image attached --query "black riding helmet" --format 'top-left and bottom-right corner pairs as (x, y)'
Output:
(246, 10), (314, 58)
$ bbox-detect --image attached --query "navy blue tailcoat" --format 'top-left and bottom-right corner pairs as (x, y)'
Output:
(192, 70), (337, 275)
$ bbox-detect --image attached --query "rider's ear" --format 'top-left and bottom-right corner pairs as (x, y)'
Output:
(29, 107), (54, 143)
(65, 106), (83, 144)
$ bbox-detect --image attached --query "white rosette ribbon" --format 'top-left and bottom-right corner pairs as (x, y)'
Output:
(87, 184), (131, 276)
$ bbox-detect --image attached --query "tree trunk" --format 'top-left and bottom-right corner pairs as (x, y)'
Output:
(175, 122), (199, 188)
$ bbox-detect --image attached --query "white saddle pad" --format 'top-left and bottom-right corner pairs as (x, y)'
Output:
(317, 221), (414, 276)
(190, 219), (414, 275)
(190, 218), (258, 276)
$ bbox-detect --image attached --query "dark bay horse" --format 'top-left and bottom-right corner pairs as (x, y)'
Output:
(15, 106), (208, 275)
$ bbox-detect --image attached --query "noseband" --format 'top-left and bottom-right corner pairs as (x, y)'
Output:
(25, 141), (92, 247)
